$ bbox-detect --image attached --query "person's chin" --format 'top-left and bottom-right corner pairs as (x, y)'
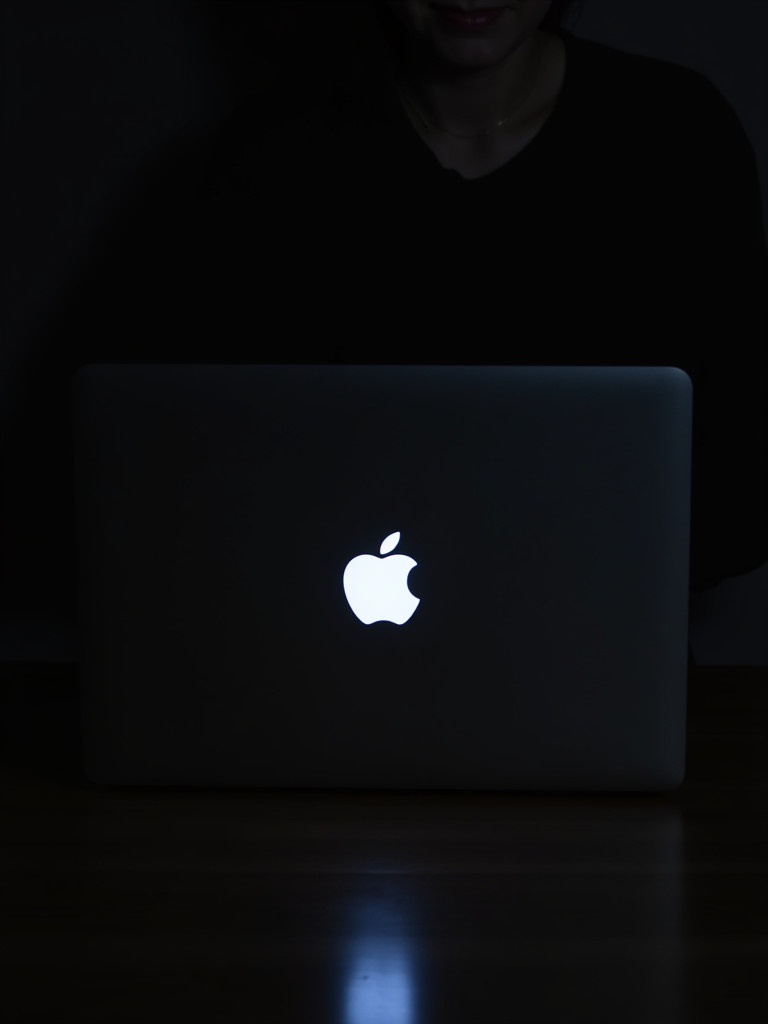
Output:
(429, 36), (516, 73)
(424, 5), (521, 68)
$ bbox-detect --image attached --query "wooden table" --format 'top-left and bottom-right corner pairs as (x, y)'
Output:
(2, 664), (766, 1023)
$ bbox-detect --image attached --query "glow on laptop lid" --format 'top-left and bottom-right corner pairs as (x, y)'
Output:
(73, 364), (691, 791)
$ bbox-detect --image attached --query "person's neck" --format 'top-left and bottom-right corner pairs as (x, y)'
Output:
(397, 31), (544, 140)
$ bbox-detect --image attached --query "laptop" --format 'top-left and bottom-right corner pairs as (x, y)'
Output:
(72, 364), (691, 791)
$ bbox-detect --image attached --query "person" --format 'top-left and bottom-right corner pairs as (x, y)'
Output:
(3, 0), (766, 621)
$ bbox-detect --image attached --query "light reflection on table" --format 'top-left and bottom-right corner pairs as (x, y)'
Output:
(338, 800), (682, 1023)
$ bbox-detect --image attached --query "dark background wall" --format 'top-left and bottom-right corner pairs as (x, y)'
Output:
(3, 0), (767, 663)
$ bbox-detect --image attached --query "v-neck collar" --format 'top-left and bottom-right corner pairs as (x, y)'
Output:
(375, 29), (577, 186)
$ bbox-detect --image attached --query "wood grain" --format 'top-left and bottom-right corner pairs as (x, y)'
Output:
(1, 665), (766, 1023)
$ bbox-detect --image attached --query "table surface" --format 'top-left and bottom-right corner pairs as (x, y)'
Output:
(1, 663), (766, 1024)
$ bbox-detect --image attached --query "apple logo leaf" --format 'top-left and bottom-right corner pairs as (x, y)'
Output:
(379, 532), (401, 556)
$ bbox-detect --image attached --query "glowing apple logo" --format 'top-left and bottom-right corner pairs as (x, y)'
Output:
(343, 532), (420, 625)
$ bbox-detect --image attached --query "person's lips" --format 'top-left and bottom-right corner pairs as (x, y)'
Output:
(431, 6), (506, 30)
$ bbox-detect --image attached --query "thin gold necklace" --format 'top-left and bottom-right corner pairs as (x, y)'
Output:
(396, 34), (543, 141)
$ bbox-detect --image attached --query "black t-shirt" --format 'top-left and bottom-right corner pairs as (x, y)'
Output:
(5, 29), (767, 614)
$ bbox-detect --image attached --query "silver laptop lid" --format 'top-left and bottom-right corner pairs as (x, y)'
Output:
(73, 364), (691, 791)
